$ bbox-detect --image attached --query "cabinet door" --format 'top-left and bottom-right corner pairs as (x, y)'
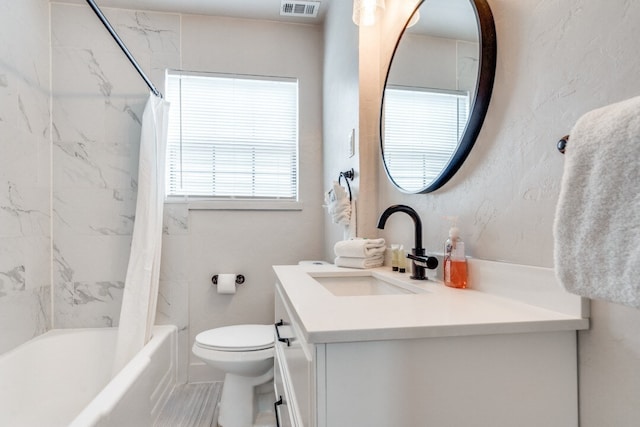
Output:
(275, 284), (314, 426)
(274, 346), (295, 427)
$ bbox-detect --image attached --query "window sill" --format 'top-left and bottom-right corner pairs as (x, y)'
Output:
(165, 197), (303, 211)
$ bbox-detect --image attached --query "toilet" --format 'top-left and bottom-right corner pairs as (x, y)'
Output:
(192, 324), (275, 427)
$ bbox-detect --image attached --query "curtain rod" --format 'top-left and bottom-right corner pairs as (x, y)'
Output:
(85, 0), (163, 98)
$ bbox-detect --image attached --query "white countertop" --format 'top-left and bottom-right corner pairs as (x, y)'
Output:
(273, 261), (589, 344)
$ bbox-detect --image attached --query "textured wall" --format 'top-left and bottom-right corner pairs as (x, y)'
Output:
(373, 0), (640, 266)
(0, 0), (51, 353)
(362, 0), (640, 425)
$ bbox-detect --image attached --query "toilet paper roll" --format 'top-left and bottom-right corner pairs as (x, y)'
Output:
(217, 274), (237, 294)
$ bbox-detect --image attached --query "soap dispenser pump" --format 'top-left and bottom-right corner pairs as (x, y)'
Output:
(444, 219), (467, 289)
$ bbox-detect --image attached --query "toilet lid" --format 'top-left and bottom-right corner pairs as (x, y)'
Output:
(195, 325), (274, 351)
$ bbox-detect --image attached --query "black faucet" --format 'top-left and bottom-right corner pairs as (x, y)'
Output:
(377, 204), (438, 280)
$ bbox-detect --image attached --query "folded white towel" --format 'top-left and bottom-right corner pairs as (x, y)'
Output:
(334, 238), (386, 258)
(554, 95), (640, 308)
(335, 255), (384, 269)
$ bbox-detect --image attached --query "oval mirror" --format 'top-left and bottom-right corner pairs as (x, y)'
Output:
(380, 0), (496, 193)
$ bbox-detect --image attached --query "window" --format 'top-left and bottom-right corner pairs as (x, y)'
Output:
(165, 71), (299, 204)
(382, 86), (469, 192)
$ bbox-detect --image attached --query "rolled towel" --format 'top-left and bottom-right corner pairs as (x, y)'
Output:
(335, 255), (384, 269)
(334, 238), (386, 258)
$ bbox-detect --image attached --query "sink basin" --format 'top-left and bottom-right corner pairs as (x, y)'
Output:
(309, 272), (424, 296)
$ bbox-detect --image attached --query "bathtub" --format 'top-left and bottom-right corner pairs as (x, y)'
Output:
(0, 324), (177, 427)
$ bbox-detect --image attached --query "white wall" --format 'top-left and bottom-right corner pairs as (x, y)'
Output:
(0, 0), (51, 353)
(322, 0), (360, 260)
(179, 14), (325, 382)
(358, 0), (640, 425)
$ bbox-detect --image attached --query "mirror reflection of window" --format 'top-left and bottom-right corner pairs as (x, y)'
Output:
(383, 87), (469, 192)
(380, 0), (496, 194)
(165, 71), (299, 201)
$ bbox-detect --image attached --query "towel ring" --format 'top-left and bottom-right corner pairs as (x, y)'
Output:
(338, 168), (354, 201)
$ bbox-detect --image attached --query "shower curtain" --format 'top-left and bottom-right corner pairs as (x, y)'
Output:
(112, 93), (169, 376)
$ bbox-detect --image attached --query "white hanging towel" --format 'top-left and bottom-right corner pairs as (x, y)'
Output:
(112, 93), (170, 376)
(344, 198), (357, 240)
(324, 181), (351, 225)
(554, 95), (640, 308)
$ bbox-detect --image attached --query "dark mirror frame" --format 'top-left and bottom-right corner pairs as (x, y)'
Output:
(380, 0), (497, 194)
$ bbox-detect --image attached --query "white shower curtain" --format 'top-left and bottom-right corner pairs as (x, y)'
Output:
(112, 93), (169, 376)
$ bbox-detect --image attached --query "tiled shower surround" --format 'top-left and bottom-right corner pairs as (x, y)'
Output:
(0, 2), (189, 356)
(0, 0), (51, 353)
(51, 5), (181, 328)
(49, 5), (190, 378)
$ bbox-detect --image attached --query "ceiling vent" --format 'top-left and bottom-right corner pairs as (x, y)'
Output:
(280, 1), (320, 18)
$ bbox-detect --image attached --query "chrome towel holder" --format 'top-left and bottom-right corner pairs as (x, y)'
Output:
(338, 168), (354, 201)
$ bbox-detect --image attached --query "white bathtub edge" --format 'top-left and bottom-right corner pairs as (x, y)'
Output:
(70, 325), (178, 427)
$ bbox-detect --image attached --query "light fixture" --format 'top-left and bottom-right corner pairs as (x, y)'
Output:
(352, 0), (385, 27)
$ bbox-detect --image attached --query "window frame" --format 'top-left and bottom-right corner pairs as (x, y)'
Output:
(164, 69), (302, 211)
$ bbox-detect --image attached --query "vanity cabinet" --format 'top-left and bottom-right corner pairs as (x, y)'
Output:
(274, 285), (314, 426)
(274, 281), (580, 427)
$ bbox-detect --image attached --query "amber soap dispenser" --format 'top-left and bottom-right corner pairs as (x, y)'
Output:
(444, 224), (467, 289)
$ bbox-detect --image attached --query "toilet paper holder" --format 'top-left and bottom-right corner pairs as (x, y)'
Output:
(211, 274), (245, 286)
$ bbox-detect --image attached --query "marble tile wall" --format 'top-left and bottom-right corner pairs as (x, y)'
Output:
(50, 4), (181, 331)
(158, 202), (190, 382)
(0, 0), (52, 354)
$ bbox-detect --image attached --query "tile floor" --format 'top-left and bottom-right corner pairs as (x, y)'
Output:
(155, 382), (222, 427)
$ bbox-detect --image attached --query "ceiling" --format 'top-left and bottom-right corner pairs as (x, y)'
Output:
(60, 0), (331, 24)
(59, 0), (477, 41)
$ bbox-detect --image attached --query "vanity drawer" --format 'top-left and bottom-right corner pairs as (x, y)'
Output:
(275, 283), (313, 426)
(274, 346), (295, 427)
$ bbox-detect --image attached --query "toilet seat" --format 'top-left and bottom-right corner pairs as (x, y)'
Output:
(195, 324), (274, 352)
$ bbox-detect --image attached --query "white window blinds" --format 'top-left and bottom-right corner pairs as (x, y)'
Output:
(382, 87), (469, 192)
(166, 71), (299, 200)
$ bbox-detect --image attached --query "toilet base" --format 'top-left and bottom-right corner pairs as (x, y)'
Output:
(218, 368), (274, 427)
